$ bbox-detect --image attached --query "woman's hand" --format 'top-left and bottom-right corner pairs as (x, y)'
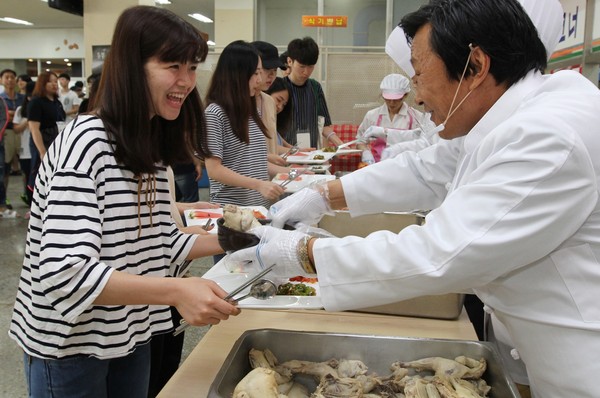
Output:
(256, 180), (285, 201)
(268, 152), (287, 166)
(173, 277), (241, 326)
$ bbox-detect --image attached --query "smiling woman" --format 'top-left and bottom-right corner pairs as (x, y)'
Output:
(8, 5), (241, 398)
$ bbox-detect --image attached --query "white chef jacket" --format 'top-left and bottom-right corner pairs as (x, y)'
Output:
(314, 70), (600, 397)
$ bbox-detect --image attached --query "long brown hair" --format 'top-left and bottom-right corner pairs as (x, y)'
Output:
(95, 5), (210, 175)
(205, 40), (268, 144)
(32, 72), (59, 100)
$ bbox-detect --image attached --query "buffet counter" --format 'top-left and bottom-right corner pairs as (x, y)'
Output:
(157, 307), (477, 397)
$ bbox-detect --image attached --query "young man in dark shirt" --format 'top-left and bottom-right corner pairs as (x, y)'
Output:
(283, 37), (342, 149)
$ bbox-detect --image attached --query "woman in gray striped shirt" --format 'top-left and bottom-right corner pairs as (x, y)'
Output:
(9, 7), (239, 398)
(203, 40), (288, 208)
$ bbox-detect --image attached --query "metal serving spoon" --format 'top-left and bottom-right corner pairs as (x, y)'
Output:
(228, 279), (277, 303)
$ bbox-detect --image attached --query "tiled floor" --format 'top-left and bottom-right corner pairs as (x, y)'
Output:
(0, 173), (214, 397)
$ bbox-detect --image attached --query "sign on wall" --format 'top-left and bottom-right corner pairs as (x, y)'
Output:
(550, 0), (600, 62)
(302, 15), (348, 28)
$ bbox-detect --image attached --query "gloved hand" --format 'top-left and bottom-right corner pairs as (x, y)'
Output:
(361, 150), (375, 164)
(385, 128), (422, 145)
(362, 126), (387, 140)
(381, 142), (407, 161)
(228, 226), (311, 276)
(268, 183), (333, 229)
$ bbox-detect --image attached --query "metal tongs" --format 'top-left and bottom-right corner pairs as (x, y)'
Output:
(281, 145), (299, 160)
(336, 138), (361, 150)
(173, 264), (276, 336)
(279, 168), (310, 188)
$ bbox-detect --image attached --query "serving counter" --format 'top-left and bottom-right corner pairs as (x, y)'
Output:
(157, 307), (477, 397)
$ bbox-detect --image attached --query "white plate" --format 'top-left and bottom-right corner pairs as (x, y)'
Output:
(208, 273), (323, 310)
(286, 150), (336, 164)
(184, 206), (268, 233)
(273, 173), (336, 193)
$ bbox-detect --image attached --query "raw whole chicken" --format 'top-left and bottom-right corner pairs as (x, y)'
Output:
(222, 204), (261, 232)
(233, 349), (491, 398)
(398, 356), (486, 379)
(233, 367), (282, 398)
(313, 373), (364, 398)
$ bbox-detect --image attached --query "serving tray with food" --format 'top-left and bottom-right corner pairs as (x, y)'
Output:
(208, 329), (521, 398)
(184, 205), (268, 234)
(272, 173), (336, 193)
(204, 242), (322, 310)
(285, 150), (337, 164)
(207, 273), (322, 309)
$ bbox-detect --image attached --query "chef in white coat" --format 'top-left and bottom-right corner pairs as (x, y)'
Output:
(231, 0), (600, 396)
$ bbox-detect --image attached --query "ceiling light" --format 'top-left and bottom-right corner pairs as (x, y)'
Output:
(0, 17), (34, 26)
(46, 61), (51, 64)
(188, 13), (213, 23)
(64, 58), (69, 62)
(155, 0), (172, 4)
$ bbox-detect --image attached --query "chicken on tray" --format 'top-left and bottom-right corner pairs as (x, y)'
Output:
(233, 348), (491, 398)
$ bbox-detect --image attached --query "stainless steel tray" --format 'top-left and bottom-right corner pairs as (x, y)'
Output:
(207, 328), (520, 398)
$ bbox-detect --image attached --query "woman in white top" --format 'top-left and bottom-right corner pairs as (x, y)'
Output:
(356, 74), (434, 163)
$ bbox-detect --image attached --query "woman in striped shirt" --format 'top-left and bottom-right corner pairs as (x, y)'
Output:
(203, 40), (287, 208)
(9, 6), (239, 398)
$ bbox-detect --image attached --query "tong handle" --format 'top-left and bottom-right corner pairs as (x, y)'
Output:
(173, 264), (275, 336)
(280, 169), (309, 188)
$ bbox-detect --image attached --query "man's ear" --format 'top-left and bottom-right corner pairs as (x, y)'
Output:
(468, 46), (490, 91)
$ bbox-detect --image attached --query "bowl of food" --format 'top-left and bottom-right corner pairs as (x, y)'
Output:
(217, 217), (262, 252)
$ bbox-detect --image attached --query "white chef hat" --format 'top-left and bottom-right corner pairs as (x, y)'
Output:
(380, 74), (410, 100)
(385, 0), (564, 76)
(517, 0), (563, 60)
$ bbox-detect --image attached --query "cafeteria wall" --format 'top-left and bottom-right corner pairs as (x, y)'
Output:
(1, 0), (598, 121)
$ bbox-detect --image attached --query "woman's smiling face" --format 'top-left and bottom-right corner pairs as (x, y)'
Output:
(144, 57), (198, 120)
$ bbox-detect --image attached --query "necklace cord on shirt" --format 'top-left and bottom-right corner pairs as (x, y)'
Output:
(136, 174), (157, 238)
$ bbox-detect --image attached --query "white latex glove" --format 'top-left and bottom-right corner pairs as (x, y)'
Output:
(362, 125), (387, 140)
(228, 226), (309, 276)
(268, 184), (333, 229)
(381, 138), (431, 161)
(385, 128), (422, 145)
(361, 150), (375, 164)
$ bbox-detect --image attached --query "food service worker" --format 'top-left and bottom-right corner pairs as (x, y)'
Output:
(356, 73), (437, 164)
(231, 0), (600, 396)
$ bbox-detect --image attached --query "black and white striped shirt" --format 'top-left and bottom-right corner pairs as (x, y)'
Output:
(205, 103), (270, 207)
(9, 115), (197, 360)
